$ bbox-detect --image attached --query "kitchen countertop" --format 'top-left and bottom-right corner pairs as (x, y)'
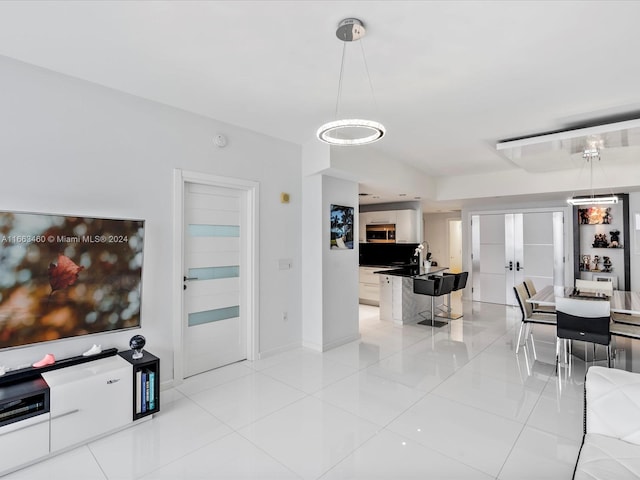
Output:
(373, 265), (448, 278)
(360, 263), (414, 268)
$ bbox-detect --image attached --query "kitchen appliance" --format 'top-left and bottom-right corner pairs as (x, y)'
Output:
(366, 224), (396, 243)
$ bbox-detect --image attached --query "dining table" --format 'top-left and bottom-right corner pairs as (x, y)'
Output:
(527, 285), (640, 315)
(527, 285), (640, 364)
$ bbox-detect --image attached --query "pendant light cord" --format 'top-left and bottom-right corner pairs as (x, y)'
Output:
(334, 40), (347, 120)
(360, 39), (380, 112)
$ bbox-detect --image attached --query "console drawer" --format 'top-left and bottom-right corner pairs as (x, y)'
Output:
(43, 356), (132, 452)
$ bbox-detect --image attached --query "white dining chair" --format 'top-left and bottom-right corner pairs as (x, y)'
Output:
(575, 279), (614, 295)
(523, 278), (555, 314)
(513, 283), (556, 357)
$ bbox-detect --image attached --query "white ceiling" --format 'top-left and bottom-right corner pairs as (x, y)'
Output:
(1, 1), (639, 209)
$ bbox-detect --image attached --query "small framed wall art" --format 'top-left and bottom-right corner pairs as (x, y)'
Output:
(330, 204), (354, 249)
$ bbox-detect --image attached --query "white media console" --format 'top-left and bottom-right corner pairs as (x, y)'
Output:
(0, 349), (159, 476)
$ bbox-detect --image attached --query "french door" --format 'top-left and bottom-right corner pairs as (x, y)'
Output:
(471, 211), (564, 306)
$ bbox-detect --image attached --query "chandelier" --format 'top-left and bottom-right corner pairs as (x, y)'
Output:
(567, 144), (618, 205)
(317, 18), (385, 146)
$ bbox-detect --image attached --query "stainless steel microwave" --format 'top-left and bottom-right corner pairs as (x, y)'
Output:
(365, 224), (396, 243)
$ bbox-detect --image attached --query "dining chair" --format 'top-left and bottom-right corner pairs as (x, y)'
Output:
(513, 283), (556, 356)
(523, 278), (555, 314)
(575, 279), (614, 295)
(555, 296), (612, 368)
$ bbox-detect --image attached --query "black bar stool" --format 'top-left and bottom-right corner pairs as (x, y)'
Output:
(413, 274), (456, 327)
(438, 272), (468, 320)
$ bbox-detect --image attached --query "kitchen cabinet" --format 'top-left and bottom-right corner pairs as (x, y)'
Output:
(395, 209), (419, 243)
(379, 273), (393, 321)
(366, 211), (397, 225)
(359, 266), (381, 305)
(358, 212), (367, 242)
(359, 208), (421, 244)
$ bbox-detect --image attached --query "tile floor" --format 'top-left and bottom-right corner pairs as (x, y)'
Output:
(6, 297), (637, 479)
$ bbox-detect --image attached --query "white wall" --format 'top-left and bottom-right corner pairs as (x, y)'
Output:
(423, 211), (462, 268)
(301, 173), (359, 351)
(301, 174), (324, 350)
(437, 165), (640, 203)
(0, 56), (302, 381)
(322, 176), (359, 350)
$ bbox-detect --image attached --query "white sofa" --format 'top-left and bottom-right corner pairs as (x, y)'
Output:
(574, 366), (640, 479)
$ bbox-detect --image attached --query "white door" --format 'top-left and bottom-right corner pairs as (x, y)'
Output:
(183, 182), (247, 377)
(521, 212), (556, 292)
(472, 214), (507, 304)
(472, 211), (564, 306)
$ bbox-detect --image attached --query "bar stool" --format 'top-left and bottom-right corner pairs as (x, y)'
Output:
(438, 272), (468, 319)
(413, 274), (456, 328)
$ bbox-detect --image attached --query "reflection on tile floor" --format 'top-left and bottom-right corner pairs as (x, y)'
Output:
(8, 298), (637, 479)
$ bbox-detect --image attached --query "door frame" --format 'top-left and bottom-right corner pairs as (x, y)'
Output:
(172, 169), (259, 384)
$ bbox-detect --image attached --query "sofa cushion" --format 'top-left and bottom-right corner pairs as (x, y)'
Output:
(574, 433), (640, 480)
(586, 366), (640, 445)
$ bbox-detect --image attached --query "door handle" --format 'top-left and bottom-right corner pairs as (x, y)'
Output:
(516, 261), (523, 271)
(183, 276), (198, 290)
(505, 261), (513, 271)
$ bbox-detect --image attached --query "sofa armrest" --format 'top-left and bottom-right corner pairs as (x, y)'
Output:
(586, 366), (640, 445)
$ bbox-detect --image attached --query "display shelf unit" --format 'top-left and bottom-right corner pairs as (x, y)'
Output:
(0, 377), (50, 474)
(572, 193), (631, 290)
(119, 349), (160, 420)
(0, 377), (49, 429)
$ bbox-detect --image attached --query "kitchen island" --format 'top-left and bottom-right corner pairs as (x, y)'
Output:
(375, 265), (449, 325)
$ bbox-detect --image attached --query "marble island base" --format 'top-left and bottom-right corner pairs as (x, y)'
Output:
(376, 266), (449, 325)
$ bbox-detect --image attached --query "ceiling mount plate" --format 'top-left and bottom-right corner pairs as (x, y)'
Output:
(336, 18), (366, 42)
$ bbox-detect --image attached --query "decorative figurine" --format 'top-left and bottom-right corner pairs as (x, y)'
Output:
(82, 344), (102, 356)
(129, 334), (146, 359)
(602, 256), (612, 272)
(609, 230), (621, 248)
(32, 353), (55, 368)
(579, 209), (590, 225)
(602, 209), (612, 224)
(592, 233), (609, 248)
(582, 254), (591, 271)
(592, 255), (600, 272)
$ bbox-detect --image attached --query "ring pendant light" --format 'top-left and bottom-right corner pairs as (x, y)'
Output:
(317, 18), (385, 146)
